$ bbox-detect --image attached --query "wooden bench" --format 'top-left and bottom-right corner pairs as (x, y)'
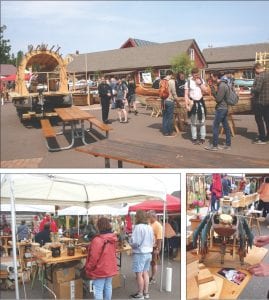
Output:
(40, 119), (56, 138)
(40, 119), (61, 151)
(87, 118), (112, 138)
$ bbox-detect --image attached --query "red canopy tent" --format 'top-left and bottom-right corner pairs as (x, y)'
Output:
(1, 74), (30, 81)
(128, 194), (181, 213)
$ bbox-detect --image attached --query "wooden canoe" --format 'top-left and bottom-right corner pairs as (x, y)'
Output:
(135, 83), (159, 97)
(141, 95), (252, 115)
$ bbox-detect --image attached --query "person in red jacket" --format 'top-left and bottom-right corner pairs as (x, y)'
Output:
(39, 213), (58, 233)
(85, 217), (118, 300)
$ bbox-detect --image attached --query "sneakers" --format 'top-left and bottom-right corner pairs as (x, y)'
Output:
(144, 293), (150, 299)
(204, 144), (219, 151)
(164, 133), (177, 137)
(134, 110), (138, 115)
(222, 145), (231, 150)
(192, 139), (200, 145)
(149, 277), (156, 284)
(130, 293), (144, 299)
(253, 140), (267, 145)
(200, 139), (206, 144)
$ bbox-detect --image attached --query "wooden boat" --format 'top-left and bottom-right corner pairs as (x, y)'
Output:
(136, 82), (252, 115)
(135, 83), (159, 97)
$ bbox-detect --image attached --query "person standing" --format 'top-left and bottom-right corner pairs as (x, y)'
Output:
(115, 77), (128, 123)
(17, 220), (30, 242)
(35, 222), (51, 246)
(39, 213), (58, 233)
(130, 210), (154, 300)
(251, 63), (269, 144)
(127, 77), (138, 115)
(98, 77), (112, 124)
(147, 210), (163, 284)
(185, 67), (208, 145)
(221, 174), (230, 196)
(109, 77), (117, 109)
(162, 70), (178, 137)
(257, 177), (269, 218)
(175, 72), (186, 97)
(205, 71), (232, 151)
(84, 217), (118, 300)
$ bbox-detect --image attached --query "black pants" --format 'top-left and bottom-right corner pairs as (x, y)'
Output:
(100, 96), (110, 122)
(253, 103), (269, 141)
(257, 199), (269, 217)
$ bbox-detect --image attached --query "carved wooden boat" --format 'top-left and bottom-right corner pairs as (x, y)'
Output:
(135, 83), (159, 97)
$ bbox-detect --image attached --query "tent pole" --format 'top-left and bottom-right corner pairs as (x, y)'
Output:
(8, 175), (20, 299)
(160, 199), (166, 292)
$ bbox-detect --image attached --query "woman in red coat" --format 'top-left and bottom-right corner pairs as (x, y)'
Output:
(85, 217), (118, 300)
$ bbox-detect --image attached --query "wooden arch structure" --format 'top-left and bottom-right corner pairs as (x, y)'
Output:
(15, 48), (68, 96)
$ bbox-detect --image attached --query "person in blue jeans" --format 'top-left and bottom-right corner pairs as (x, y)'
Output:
(84, 217), (118, 300)
(205, 71), (232, 151)
(162, 70), (178, 137)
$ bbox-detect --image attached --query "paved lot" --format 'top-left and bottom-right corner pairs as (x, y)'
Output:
(1, 253), (180, 300)
(1, 100), (269, 168)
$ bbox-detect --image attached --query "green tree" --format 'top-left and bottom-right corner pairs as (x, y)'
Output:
(0, 25), (13, 64)
(170, 53), (196, 78)
(16, 50), (24, 67)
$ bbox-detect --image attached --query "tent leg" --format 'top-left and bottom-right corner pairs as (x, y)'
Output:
(8, 175), (20, 299)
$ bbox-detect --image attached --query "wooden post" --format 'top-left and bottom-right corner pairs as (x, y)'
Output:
(66, 216), (70, 230)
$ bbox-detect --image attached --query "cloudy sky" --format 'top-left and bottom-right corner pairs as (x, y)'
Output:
(2, 1), (269, 57)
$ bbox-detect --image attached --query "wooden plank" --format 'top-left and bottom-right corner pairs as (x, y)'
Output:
(40, 119), (56, 138)
(75, 138), (269, 168)
(198, 268), (214, 284)
(199, 279), (218, 299)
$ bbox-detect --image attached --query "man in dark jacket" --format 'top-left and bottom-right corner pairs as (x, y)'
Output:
(251, 63), (269, 144)
(35, 222), (51, 246)
(98, 77), (112, 124)
(205, 71), (232, 151)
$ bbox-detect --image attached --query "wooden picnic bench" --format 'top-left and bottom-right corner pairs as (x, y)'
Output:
(86, 118), (113, 138)
(40, 119), (56, 138)
(75, 138), (269, 168)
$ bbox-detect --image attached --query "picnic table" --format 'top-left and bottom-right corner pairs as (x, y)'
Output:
(75, 138), (269, 168)
(40, 106), (113, 151)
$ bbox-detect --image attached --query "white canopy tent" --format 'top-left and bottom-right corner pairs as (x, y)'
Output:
(0, 204), (55, 213)
(1, 173), (174, 299)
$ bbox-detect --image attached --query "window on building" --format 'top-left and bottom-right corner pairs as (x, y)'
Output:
(243, 70), (255, 79)
(189, 48), (195, 61)
(159, 69), (171, 79)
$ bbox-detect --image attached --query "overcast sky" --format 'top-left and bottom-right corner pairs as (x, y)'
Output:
(2, 1), (269, 57)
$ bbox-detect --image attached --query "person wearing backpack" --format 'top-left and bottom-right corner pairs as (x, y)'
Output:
(98, 77), (112, 124)
(160, 70), (178, 137)
(115, 77), (129, 123)
(185, 68), (208, 145)
(251, 63), (269, 144)
(205, 70), (233, 151)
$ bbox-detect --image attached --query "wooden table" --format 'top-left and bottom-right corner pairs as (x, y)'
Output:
(75, 138), (269, 168)
(53, 106), (95, 150)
